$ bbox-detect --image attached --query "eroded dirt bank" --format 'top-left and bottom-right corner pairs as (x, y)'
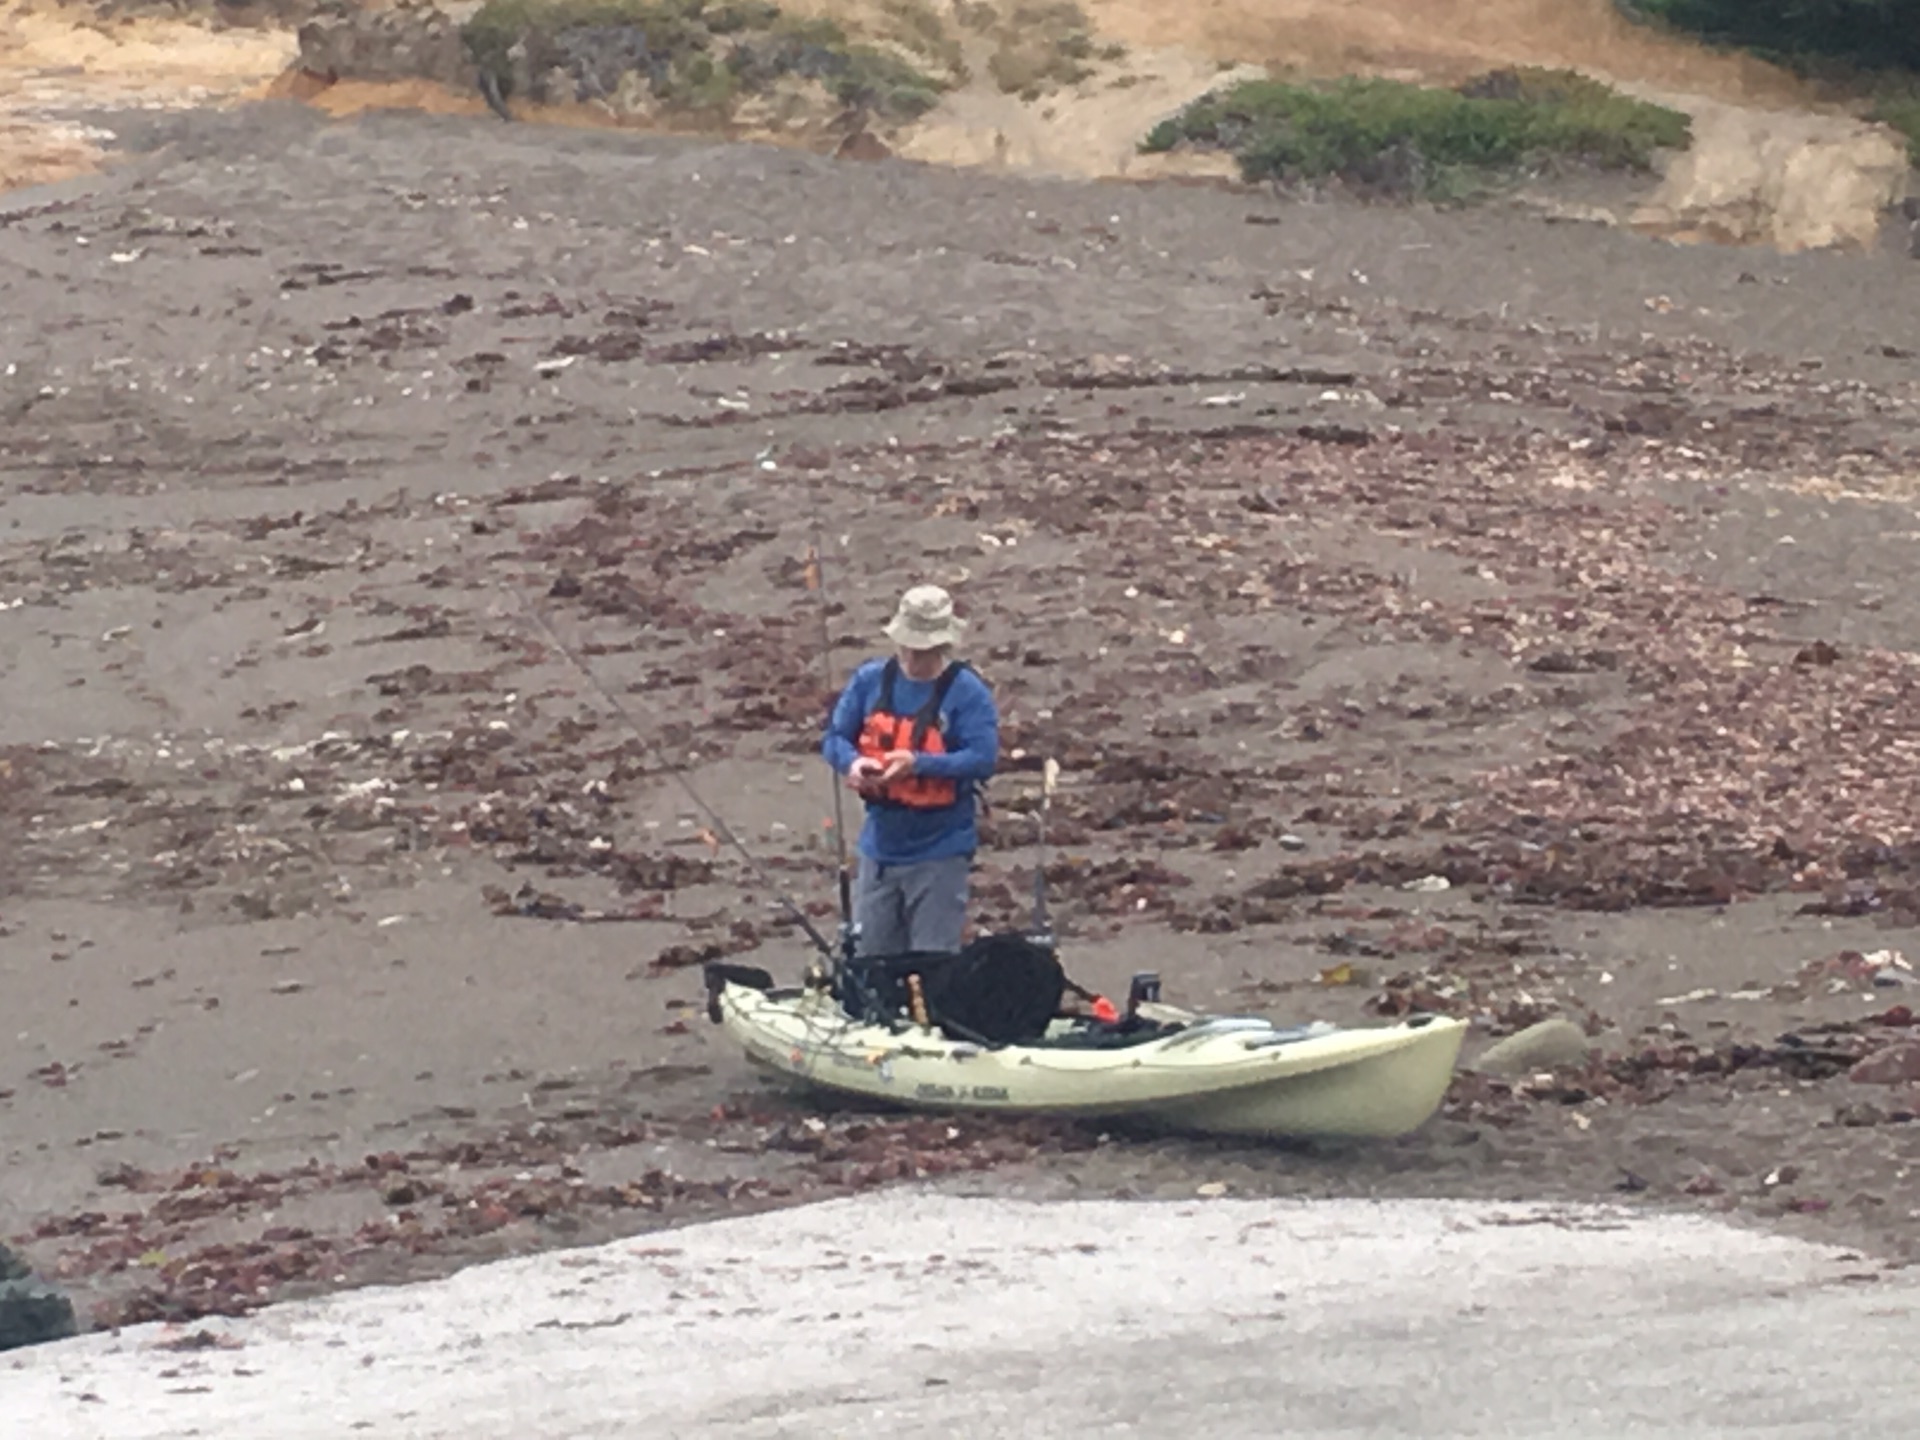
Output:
(3, 101), (1920, 1329)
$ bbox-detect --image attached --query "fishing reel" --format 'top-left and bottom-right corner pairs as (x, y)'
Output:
(808, 914), (860, 993)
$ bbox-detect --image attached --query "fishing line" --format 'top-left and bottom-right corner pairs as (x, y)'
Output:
(804, 519), (858, 963)
(499, 581), (837, 962)
(1030, 756), (1059, 943)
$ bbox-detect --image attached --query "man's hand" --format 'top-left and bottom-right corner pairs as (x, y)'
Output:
(879, 750), (916, 782)
(846, 756), (886, 793)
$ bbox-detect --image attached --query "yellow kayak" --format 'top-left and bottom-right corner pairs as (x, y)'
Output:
(710, 973), (1467, 1142)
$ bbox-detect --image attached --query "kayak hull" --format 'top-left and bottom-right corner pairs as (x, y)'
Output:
(716, 983), (1467, 1141)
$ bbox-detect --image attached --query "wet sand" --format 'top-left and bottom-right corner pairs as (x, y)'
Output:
(4, 99), (1920, 1328)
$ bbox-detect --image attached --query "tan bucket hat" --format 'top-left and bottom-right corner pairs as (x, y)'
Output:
(883, 583), (967, 651)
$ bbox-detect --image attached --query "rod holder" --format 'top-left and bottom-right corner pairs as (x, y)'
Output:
(1127, 972), (1161, 1017)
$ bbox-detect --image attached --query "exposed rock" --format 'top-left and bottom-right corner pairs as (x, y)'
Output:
(0, 1243), (79, 1353)
(1470, 1017), (1593, 1076)
(296, 0), (481, 92)
(1630, 98), (1911, 253)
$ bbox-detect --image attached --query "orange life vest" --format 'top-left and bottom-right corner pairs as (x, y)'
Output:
(856, 659), (966, 810)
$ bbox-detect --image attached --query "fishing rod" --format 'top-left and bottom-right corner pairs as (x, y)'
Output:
(500, 582), (839, 963)
(1019, 758), (1122, 1021)
(804, 522), (860, 969)
(1029, 757), (1059, 949)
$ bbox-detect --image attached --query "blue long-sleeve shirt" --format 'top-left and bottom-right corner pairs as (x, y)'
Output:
(821, 657), (999, 864)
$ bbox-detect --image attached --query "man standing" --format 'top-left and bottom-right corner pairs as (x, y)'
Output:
(822, 583), (999, 958)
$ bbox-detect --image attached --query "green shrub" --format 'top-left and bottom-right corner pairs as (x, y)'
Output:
(464, 0), (712, 97)
(663, 48), (741, 109)
(1141, 69), (1692, 193)
(705, 0), (781, 33)
(827, 43), (944, 110)
(767, 13), (850, 47)
(461, 0), (950, 120)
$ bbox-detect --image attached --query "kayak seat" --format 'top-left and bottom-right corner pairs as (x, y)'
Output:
(846, 932), (1066, 1047)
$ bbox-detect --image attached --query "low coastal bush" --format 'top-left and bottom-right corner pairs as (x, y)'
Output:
(461, 0), (947, 120)
(1140, 68), (1693, 196)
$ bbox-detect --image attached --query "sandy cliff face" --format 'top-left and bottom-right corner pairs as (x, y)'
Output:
(1627, 95), (1912, 252)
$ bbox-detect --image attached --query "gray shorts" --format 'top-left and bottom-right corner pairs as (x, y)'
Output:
(854, 853), (971, 958)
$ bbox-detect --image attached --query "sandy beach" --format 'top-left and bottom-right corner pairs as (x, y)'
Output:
(2, 65), (1919, 1338)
